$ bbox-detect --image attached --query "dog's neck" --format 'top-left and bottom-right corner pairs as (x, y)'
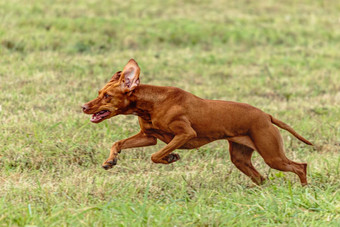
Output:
(127, 84), (168, 120)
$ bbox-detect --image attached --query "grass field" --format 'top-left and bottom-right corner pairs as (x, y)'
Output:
(0, 0), (339, 226)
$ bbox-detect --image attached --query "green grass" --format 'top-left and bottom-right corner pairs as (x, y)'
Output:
(0, 0), (339, 226)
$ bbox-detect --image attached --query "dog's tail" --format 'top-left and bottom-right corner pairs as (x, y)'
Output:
(270, 115), (313, 145)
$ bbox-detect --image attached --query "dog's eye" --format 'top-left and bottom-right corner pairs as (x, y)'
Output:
(104, 93), (111, 99)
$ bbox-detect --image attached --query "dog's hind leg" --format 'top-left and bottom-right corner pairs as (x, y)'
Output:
(228, 141), (265, 185)
(251, 124), (308, 186)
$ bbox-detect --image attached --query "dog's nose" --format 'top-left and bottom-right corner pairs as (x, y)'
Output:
(82, 104), (89, 112)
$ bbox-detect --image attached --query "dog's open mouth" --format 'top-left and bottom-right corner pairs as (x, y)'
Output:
(91, 110), (111, 123)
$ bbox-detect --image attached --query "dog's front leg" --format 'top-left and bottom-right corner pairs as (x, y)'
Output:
(102, 131), (157, 169)
(151, 121), (197, 164)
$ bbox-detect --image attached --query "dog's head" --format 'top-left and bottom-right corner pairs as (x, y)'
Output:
(82, 59), (140, 123)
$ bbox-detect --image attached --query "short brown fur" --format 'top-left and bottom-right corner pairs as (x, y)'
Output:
(82, 59), (312, 186)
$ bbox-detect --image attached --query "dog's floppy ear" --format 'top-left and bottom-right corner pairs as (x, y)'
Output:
(120, 59), (140, 92)
(110, 71), (122, 82)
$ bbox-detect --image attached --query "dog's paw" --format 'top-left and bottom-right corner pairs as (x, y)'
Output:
(163, 153), (180, 163)
(102, 158), (117, 170)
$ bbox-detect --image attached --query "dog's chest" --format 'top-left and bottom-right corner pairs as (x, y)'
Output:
(138, 118), (174, 144)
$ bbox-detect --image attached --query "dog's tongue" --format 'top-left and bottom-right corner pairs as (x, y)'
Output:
(90, 110), (110, 123)
(91, 114), (102, 122)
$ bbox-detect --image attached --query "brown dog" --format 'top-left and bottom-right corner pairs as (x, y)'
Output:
(82, 59), (312, 185)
